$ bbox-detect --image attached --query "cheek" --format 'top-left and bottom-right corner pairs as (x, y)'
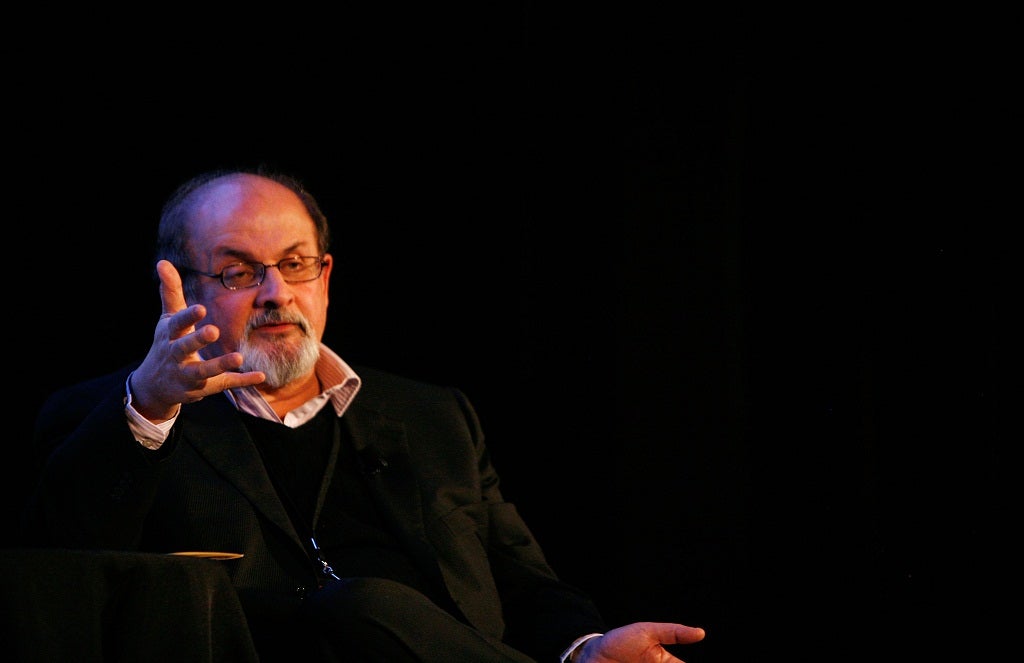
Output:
(202, 304), (250, 351)
(300, 295), (330, 338)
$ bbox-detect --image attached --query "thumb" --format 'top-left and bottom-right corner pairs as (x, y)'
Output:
(156, 259), (189, 316)
(648, 622), (706, 645)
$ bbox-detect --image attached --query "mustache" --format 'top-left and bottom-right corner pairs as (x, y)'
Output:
(246, 310), (310, 335)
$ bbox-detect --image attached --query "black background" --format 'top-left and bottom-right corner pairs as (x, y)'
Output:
(4, 7), (1012, 661)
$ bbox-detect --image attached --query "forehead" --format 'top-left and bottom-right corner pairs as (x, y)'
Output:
(186, 176), (319, 260)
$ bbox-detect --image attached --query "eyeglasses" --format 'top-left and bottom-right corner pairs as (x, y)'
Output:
(183, 256), (326, 290)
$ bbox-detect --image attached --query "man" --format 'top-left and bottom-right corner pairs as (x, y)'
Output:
(25, 168), (705, 661)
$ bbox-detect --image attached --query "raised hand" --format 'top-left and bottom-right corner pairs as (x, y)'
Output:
(127, 260), (265, 422)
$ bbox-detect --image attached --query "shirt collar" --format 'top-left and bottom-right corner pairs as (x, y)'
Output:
(224, 344), (362, 427)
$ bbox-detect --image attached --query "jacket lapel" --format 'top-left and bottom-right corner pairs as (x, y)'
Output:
(342, 403), (464, 600)
(342, 403), (431, 550)
(179, 395), (305, 549)
(342, 390), (505, 637)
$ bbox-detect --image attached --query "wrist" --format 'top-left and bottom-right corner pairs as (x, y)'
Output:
(126, 371), (178, 423)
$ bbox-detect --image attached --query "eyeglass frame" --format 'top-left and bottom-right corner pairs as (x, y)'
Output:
(180, 255), (327, 290)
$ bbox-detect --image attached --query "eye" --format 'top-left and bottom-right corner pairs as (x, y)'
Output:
(222, 262), (258, 284)
(279, 257), (306, 273)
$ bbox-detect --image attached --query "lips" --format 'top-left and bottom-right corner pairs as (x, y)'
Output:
(249, 312), (307, 335)
(253, 322), (301, 335)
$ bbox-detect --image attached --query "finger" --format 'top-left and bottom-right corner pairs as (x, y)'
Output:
(209, 368), (266, 392)
(168, 321), (218, 357)
(191, 352), (246, 380)
(157, 260), (189, 317)
(185, 357), (264, 392)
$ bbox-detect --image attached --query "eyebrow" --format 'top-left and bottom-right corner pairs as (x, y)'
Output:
(218, 243), (311, 262)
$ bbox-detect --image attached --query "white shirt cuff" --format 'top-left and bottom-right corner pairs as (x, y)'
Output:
(559, 633), (602, 662)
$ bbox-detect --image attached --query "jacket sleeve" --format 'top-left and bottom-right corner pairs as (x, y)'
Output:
(23, 366), (173, 549)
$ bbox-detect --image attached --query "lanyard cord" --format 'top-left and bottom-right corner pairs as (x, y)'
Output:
(310, 417), (342, 582)
(312, 417), (341, 533)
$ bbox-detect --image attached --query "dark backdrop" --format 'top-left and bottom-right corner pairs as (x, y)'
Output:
(4, 8), (1010, 661)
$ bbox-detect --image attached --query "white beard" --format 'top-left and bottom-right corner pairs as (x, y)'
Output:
(238, 311), (320, 389)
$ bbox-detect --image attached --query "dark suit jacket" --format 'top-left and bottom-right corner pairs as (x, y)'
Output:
(24, 363), (606, 660)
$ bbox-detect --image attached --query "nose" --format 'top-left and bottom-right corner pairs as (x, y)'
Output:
(254, 264), (294, 306)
